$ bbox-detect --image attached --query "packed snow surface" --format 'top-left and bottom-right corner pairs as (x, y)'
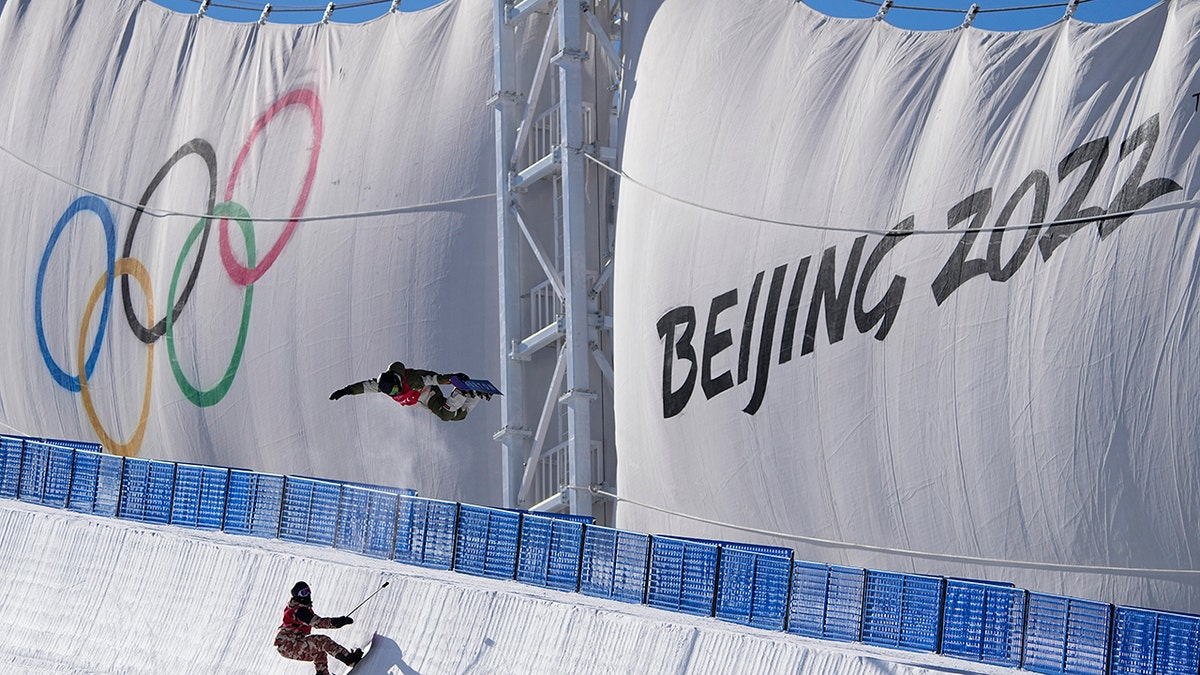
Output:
(0, 500), (1020, 674)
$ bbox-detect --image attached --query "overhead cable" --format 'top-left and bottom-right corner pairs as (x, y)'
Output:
(581, 151), (1200, 237)
(0, 140), (495, 223)
(845, 0), (1095, 15)
(185, 0), (392, 14)
(3, 133), (1193, 236)
(570, 484), (1200, 577)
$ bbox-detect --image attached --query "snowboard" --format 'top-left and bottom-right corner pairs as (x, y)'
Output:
(345, 632), (406, 674)
(344, 633), (379, 673)
(450, 376), (503, 397)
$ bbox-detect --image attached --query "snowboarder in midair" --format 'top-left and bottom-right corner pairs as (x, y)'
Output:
(329, 361), (490, 422)
(274, 581), (363, 674)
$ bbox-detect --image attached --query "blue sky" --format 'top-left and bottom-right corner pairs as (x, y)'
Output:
(807, 0), (1162, 31)
(149, 0), (444, 23)
(150, 0), (1162, 29)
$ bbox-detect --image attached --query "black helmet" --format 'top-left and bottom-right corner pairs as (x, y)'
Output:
(291, 581), (312, 605)
(378, 370), (402, 396)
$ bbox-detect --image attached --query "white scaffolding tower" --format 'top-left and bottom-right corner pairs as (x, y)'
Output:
(491, 0), (620, 521)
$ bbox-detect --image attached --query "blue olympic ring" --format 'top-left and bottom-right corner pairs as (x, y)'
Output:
(35, 195), (117, 392)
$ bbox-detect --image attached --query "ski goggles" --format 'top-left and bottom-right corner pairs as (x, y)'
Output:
(296, 586), (310, 598)
(380, 375), (401, 396)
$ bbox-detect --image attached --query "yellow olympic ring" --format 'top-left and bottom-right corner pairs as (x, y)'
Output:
(79, 257), (154, 457)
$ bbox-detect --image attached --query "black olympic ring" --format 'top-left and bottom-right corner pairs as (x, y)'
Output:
(120, 138), (218, 344)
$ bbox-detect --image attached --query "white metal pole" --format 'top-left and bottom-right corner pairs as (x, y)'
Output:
(556, 0), (595, 518)
(493, 0), (530, 509)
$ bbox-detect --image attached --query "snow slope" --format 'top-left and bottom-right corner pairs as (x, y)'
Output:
(0, 500), (1018, 675)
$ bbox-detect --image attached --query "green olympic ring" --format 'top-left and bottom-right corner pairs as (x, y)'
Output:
(166, 201), (256, 407)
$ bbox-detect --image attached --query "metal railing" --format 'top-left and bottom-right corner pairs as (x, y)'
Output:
(2, 432), (1197, 675)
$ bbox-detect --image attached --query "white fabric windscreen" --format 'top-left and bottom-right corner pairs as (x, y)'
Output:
(614, 0), (1200, 612)
(0, 0), (508, 505)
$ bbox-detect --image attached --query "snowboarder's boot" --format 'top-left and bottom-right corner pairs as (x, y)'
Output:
(459, 390), (484, 414)
(443, 388), (470, 412)
(444, 388), (485, 415)
(337, 648), (364, 667)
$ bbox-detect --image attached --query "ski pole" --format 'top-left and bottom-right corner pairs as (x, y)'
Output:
(347, 581), (390, 616)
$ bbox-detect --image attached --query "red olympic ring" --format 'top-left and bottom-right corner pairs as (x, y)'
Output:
(218, 87), (322, 286)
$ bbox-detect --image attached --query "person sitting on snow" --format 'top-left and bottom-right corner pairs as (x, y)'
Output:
(274, 581), (362, 675)
(329, 361), (490, 422)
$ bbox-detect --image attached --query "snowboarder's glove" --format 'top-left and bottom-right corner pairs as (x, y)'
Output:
(330, 616), (353, 628)
(330, 387), (352, 401)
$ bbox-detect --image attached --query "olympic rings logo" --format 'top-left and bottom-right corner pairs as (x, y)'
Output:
(34, 87), (323, 457)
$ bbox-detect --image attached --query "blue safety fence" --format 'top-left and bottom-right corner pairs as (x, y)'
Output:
(647, 536), (720, 616)
(68, 448), (124, 517)
(454, 503), (521, 580)
(861, 569), (944, 653)
(1024, 593), (1111, 675)
(2, 432), (1198, 675)
(580, 525), (651, 604)
(171, 463), (230, 529)
(517, 511), (589, 592)
(337, 484), (402, 559)
(1111, 607), (1200, 675)
(714, 543), (793, 631)
(393, 495), (457, 569)
(788, 562), (867, 642)
(941, 579), (1026, 667)
(280, 476), (342, 547)
(119, 457), (176, 525)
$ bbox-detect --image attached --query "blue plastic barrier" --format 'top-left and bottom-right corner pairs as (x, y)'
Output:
(714, 545), (792, 631)
(1111, 607), (1200, 675)
(5, 437), (103, 509)
(118, 457), (177, 525)
(0, 436), (22, 498)
(454, 504), (521, 580)
(647, 536), (719, 616)
(861, 570), (944, 653)
(940, 579), (1025, 667)
(223, 470), (284, 538)
(280, 477), (342, 547)
(336, 485), (399, 559)
(2, 437), (103, 504)
(580, 525), (650, 604)
(76, 449), (122, 517)
(16, 440), (52, 505)
(47, 442), (76, 509)
(65, 449), (105, 515)
(328, 479), (416, 497)
(667, 537), (793, 629)
(1023, 593), (1111, 675)
(170, 463), (229, 529)
(788, 562), (866, 642)
(394, 496), (458, 570)
(517, 511), (587, 592)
